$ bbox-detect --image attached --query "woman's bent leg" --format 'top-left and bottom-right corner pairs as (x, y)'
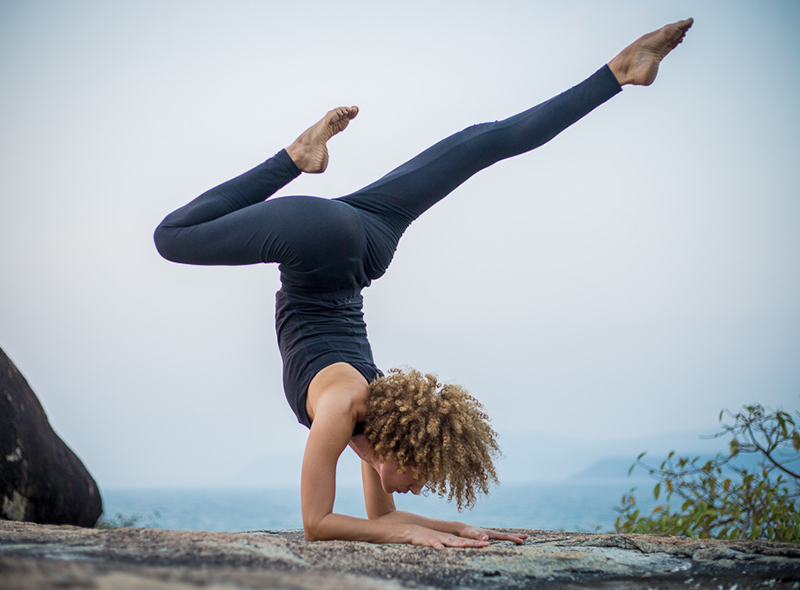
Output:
(154, 150), (300, 265)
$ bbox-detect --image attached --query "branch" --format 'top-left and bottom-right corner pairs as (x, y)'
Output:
(761, 447), (800, 480)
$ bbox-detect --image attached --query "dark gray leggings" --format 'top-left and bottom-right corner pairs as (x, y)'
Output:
(154, 66), (621, 295)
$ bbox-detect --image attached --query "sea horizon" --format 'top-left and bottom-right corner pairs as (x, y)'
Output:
(99, 479), (660, 534)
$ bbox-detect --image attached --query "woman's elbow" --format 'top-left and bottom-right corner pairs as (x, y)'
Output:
(303, 519), (324, 542)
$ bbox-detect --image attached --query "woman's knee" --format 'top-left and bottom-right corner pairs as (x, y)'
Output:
(153, 224), (182, 263)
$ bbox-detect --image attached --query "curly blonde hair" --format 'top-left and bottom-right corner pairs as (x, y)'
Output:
(364, 368), (500, 509)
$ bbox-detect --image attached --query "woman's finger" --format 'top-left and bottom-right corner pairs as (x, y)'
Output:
(487, 531), (527, 544)
(490, 529), (527, 538)
(447, 537), (489, 548)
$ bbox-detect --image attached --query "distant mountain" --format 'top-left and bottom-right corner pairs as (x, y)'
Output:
(568, 451), (766, 482)
(568, 457), (659, 482)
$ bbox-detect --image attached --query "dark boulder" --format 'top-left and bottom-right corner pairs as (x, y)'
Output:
(0, 346), (102, 527)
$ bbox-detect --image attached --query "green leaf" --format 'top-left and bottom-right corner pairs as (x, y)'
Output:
(730, 438), (740, 457)
(792, 430), (800, 452)
(654, 483), (661, 500)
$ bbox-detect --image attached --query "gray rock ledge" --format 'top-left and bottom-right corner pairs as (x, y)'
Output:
(1, 520), (798, 589)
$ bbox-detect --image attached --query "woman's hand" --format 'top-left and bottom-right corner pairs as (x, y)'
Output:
(454, 523), (529, 545)
(406, 524), (491, 549)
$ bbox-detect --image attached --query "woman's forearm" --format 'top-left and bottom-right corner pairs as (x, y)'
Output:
(307, 512), (490, 548)
(306, 511), (411, 543)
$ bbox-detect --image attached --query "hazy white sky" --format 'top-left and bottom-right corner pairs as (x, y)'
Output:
(1, 1), (798, 490)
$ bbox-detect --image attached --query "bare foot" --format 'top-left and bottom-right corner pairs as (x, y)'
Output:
(286, 106), (359, 173)
(608, 18), (694, 86)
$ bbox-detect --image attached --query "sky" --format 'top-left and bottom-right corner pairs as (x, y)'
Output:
(1, 1), (799, 491)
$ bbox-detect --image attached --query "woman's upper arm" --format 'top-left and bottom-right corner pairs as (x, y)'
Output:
(300, 393), (357, 539)
(361, 460), (396, 519)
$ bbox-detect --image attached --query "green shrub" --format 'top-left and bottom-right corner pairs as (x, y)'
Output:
(614, 404), (800, 543)
(95, 510), (161, 530)
(95, 512), (143, 529)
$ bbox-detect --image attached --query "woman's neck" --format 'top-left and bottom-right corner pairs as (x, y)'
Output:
(348, 434), (378, 469)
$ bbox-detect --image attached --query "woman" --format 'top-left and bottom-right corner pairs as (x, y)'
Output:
(155, 18), (693, 548)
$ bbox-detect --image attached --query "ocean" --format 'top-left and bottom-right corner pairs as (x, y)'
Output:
(100, 480), (659, 533)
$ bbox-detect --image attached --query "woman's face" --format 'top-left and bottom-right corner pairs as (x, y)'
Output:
(377, 460), (423, 495)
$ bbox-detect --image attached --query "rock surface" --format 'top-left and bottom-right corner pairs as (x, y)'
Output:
(0, 346), (102, 527)
(1, 520), (799, 589)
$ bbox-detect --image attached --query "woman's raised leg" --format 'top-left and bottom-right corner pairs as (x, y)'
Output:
(153, 107), (359, 267)
(336, 19), (693, 279)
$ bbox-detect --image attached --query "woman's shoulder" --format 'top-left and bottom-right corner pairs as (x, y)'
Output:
(306, 362), (371, 424)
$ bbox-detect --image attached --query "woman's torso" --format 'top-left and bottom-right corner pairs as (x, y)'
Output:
(275, 289), (381, 428)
